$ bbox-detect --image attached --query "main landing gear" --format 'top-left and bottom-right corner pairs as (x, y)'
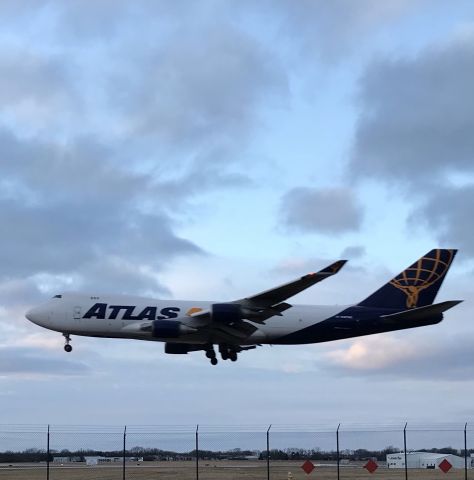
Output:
(63, 333), (72, 353)
(205, 345), (239, 365)
(205, 346), (218, 365)
(219, 344), (238, 362)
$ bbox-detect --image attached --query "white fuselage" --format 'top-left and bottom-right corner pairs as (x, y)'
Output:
(26, 292), (348, 345)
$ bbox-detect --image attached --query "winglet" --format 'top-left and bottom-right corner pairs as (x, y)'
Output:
(316, 259), (348, 275)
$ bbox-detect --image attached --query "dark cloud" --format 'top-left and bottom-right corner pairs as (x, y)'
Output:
(0, 49), (72, 108)
(409, 185), (474, 257)
(251, 0), (420, 62)
(350, 39), (474, 186)
(280, 187), (363, 234)
(0, 346), (90, 376)
(0, 1), (286, 299)
(348, 37), (474, 257)
(107, 23), (287, 152)
(0, 130), (201, 286)
(74, 257), (172, 297)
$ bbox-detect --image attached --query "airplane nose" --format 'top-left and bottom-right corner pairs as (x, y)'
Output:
(25, 307), (39, 323)
(25, 305), (49, 326)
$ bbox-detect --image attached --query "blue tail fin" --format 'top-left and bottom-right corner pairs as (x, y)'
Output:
(358, 249), (457, 310)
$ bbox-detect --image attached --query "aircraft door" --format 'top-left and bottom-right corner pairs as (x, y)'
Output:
(73, 306), (82, 321)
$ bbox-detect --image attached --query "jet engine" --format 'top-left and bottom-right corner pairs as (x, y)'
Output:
(211, 303), (242, 323)
(151, 320), (196, 338)
(165, 343), (195, 354)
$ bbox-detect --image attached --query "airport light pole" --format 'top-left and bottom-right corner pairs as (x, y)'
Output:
(336, 423), (340, 480)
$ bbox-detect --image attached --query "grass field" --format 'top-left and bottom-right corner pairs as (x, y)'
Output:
(0, 461), (471, 479)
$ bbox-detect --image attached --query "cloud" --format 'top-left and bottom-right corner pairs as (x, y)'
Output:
(348, 36), (474, 257)
(326, 336), (418, 370)
(0, 48), (75, 127)
(0, 278), (44, 307)
(0, 346), (91, 377)
(341, 245), (366, 259)
(280, 187), (363, 234)
(349, 38), (474, 186)
(0, 129), (203, 293)
(409, 185), (474, 257)
(324, 332), (474, 380)
(107, 23), (287, 154)
(270, 257), (333, 277)
(250, 0), (420, 62)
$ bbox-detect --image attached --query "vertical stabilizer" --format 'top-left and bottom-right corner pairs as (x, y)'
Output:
(358, 249), (457, 310)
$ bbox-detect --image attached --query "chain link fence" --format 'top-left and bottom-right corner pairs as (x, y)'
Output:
(0, 423), (473, 479)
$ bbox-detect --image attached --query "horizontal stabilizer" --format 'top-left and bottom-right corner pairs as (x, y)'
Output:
(380, 300), (462, 323)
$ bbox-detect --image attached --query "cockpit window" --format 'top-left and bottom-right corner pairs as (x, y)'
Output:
(52, 294), (62, 299)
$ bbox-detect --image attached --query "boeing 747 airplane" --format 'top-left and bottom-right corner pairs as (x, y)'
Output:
(26, 249), (461, 365)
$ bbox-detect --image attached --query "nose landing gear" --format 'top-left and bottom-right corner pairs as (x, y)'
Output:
(63, 333), (72, 353)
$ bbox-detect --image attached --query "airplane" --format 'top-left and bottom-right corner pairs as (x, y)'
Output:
(25, 249), (461, 365)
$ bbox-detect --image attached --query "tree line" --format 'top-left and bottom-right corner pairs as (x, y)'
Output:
(0, 446), (471, 463)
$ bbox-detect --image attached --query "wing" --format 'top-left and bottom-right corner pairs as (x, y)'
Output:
(237, 259), (347, 308)
(189, 259), (347, 330)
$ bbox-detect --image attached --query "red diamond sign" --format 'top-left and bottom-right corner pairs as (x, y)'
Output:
(439, 459), (452, 473)
(301, 460), (315, 474)
(364, 459), (378, 473)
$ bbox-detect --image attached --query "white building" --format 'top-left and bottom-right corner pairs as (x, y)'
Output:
(387, 452), (470, 469)
(84, 456), (143, 466)
(53, 456), (81, 463)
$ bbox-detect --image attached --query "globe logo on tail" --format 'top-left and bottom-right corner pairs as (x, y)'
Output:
(389, 250), (454, 308)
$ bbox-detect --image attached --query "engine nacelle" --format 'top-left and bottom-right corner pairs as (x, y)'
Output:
(211, 303), (242, 323)
(151, 320), (196, 338)
(165, 343), (195, 354)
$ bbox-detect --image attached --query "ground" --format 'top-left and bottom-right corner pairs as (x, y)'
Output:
(0, 460), (469, 479)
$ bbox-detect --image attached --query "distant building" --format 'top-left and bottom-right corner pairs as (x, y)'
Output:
(53, 456), (81, 463)
(84, 456), (143, 466)
(387, 452), (470, 469)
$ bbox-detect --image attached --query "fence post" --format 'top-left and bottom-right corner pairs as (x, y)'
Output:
(267, 424), (272, 480)
(336, 424), (340, 480)
(123, 425), (126, 480)
(196, 424), (199, 480)
(464, 423), (468, 480)
(46, 424), (50, 480)
(403, 423), (408, 480)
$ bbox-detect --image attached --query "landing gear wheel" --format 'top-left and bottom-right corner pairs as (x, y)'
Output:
(210, 357), (218, 366)
(63, 333), (72, 353)
(229, 351), (237, 362)
(220, 347), (229, 361)
(205, 345), (216, 360)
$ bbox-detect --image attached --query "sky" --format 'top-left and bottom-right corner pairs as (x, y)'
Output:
(1, 0), (474, 430)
